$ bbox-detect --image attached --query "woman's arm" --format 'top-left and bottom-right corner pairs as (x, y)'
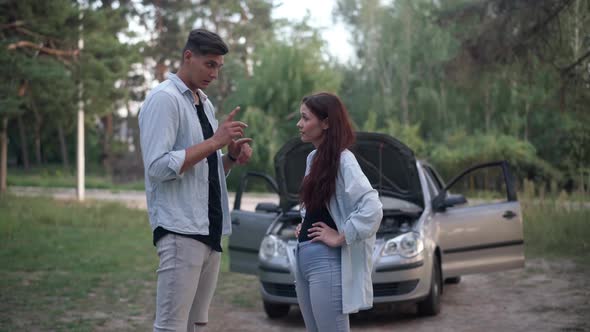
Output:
(339, 157), (383, 245)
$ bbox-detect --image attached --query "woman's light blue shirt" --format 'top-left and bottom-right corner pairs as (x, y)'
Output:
(301, 149), (383, 314)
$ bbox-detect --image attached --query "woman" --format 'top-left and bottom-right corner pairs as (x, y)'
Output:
(294, 92), (383, 332)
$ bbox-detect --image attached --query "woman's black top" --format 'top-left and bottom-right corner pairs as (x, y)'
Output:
(298, 205), (338, 243)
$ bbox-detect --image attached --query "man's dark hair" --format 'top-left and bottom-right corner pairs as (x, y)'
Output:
(183, 28), (228, 58)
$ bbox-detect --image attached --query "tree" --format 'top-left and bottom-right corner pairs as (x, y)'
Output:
(223, 20), (342, 176)
(138, 0), (275, 113)
(0, 0), (140, 194)
(0, 0), (80, 193)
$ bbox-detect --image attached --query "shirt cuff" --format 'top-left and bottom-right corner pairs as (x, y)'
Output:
(343, 221), (358, 245)
(168, 149), (186, 177)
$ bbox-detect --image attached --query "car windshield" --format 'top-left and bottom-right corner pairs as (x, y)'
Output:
(354, 154), (405, 193)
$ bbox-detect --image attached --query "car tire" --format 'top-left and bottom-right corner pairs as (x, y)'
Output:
(263, 300), (290, 319)
(417, 256), (441, 316)
(445, 276), (461, 284)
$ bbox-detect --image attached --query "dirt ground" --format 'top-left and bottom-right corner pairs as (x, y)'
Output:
(10, 188), (590, 331)
(205, 258), (590, 332)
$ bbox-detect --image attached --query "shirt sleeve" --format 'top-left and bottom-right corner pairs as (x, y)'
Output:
(139, 91), (186, 183)
(339, 156), (384, 245)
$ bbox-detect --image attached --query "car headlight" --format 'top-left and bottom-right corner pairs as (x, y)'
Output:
(259, 235), (287, 261)
(381, 232), (424, 258)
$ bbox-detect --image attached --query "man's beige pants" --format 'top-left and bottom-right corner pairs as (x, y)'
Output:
(153, 234), (221, 332)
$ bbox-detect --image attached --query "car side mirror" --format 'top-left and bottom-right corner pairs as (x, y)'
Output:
(255, 202), (280, 213)
(433, 193), (467, 211)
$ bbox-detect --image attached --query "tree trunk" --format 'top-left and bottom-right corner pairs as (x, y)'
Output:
(102, 113), (113, 176)
(484, 79), (492, 132)
(439, 82), (448, 127)
(17, 114), (30, 169)
(17, 82), (30, 169)
(400, 78), (409, 126)
(0, 117), (8, 194)
(154, 0), (167, 83)
(29, 100), (43, 165)
(127, 100), (143, 166)
(524, 99), (530, 141)
(57, 122), (70, 170)
(400, 3), (413, 126)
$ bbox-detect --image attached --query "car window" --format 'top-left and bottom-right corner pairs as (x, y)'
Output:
(446, 164), (509, 207)
(234, 173), (280, 212)
(422, 167), (439, 199)
(425, 166), (444, 190)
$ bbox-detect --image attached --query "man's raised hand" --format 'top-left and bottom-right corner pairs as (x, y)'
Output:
(212, 106), (248, 148)
(228, 138), (253, 165)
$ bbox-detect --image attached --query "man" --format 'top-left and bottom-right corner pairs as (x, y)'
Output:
(139, 28), (252, 332)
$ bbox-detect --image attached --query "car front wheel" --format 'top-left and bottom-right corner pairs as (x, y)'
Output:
(263, 300), (290, 319)
(417, 256), (441, 316)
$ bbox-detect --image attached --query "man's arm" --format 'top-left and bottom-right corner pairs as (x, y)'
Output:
(180, 138), (224, 174)
(180, 106), (248, 174)
(139, 92), (187, 183)
(221, 139), (253, 174)
(221, 153), (237, 174)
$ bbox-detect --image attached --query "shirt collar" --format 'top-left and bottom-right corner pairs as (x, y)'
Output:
(167, 72), (209, 102)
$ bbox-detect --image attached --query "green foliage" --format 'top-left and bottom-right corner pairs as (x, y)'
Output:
(522, 198), (590, 264)
(427, 132), (561, 182)
(0, 0), (588, 194)
(0, 44), (24, 117)
(362, 112), (427, 156)
(224, 30), (342, 177)
(335, 0), (589, 188)
(1, 0), (140, 169)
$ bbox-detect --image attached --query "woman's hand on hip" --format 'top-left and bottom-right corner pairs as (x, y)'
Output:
(308, 222), (345, 247)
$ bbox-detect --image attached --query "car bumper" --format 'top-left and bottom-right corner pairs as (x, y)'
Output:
(258, 256), (431, 305)
(258, 263), (299, 305)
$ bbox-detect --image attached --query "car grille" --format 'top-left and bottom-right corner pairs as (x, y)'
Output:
(262, 282), (297, 298)
(263, 280), (419, 298)
(373, 280), (419, 297)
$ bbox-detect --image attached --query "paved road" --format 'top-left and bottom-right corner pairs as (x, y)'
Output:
(8, 186), (279, 212)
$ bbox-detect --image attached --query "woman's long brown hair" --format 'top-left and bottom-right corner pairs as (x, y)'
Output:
(299, 92), (355, 213)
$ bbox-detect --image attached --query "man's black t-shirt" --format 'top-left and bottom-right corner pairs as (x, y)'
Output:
(153, 101), (223, 252)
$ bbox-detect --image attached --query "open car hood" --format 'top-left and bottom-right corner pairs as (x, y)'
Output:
(274, 132), (423, 211)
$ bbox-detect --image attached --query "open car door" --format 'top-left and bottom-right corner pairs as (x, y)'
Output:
(434, 161), (524, 278)
(228, 172), (280, 275)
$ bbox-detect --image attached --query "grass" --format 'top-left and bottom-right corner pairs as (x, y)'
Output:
(0, 195), (156, 331)
(0, 195), (254, 331)
(7, 166), (145, 191)
(522, 198), (590, 265)
(0, 194), (588, 331)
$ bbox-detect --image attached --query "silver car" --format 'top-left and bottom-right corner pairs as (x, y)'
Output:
(228, 132), (524, 318)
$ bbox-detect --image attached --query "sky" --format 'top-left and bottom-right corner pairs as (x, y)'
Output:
(122, 0), (354, 63)
(272, 0), (354, 63)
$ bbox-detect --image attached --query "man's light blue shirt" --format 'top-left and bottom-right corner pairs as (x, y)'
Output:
(138, 73), (231, 236)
